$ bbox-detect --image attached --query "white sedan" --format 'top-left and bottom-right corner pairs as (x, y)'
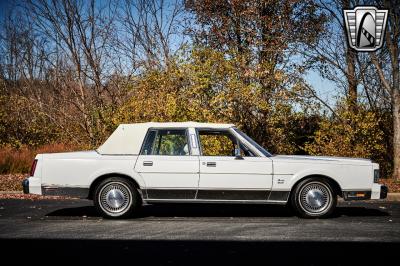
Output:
(23, 122), (387, 218)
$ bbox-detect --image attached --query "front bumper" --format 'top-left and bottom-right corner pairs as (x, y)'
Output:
(380, 185), (388, 199)
(371, 183), (388, 199)
(343, 184), (388, 200)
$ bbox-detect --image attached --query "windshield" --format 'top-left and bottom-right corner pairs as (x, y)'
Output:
(233, 128), (272, 157)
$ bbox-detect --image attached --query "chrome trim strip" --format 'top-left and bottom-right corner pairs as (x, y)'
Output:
(145, 199), (287, 205)
(146, 187), (273, 190)
(145, 188), (290, 202)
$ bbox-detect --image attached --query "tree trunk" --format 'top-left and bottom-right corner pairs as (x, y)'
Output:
(390, 26), (400, 180)
(385, 0), (400, 180)
(342, 0), (357, 110)
(346, 48), (357, 110)
(393, 90), (400, 180)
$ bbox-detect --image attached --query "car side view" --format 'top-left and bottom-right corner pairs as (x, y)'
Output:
(23, 122), (388, 218)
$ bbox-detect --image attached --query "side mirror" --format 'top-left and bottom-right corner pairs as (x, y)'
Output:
(234, 147), (244, 160)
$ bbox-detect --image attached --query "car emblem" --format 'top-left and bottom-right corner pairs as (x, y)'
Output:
(343, 6), (388, 52)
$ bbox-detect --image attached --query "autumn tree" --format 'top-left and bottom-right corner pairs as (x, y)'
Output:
(184, 0), (326, 150)
(369, 0), (400, 180)
(116, 0), (187, 71)
(114, 46), (320, 154)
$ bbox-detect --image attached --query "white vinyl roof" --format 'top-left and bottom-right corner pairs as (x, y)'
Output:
(97, 122), (235, 155)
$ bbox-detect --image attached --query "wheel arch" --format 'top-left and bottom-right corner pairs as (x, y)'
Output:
(88, 173), (143, 200)
(290, 174), (343, 198)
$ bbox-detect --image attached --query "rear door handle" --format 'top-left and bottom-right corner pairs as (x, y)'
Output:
(143, 161), (153, 166)
(206, 162), (216, 167)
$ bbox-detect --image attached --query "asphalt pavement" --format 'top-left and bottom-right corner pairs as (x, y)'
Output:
(0, 199), (399, 265)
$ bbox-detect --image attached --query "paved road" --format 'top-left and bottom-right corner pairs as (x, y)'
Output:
(0, 199), (399, 265)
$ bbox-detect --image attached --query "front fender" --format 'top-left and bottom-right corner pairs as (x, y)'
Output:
(288, 168), (343, 190)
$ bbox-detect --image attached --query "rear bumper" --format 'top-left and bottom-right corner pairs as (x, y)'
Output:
(23, 177), (42, 195)
(22, 179), (29, 194)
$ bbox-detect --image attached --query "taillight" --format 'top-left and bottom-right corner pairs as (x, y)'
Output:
(374, 169), (380, 183)
(30, 159), (38, 177)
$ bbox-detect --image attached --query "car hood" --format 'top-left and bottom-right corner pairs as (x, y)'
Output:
(271, 155), (372, 165)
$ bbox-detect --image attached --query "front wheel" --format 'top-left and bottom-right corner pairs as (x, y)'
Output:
(291, 177), (337, 218)
(94, 177), (140, 218)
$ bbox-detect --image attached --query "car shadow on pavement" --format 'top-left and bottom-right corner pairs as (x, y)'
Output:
(46, 203), (389, 218)
(333, 206), (389, 217)
(46, 205), (99, 218)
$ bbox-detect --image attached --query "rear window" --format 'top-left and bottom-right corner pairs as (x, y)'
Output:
(141, 129), (190, 156)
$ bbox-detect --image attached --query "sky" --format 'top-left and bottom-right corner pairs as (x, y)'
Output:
(0, 0), (339, 108)
(0, 1), (13, 19)
(306, 70), (338, 107)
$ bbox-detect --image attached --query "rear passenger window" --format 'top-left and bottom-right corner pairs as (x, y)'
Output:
(141, 129), (190, 156)
(141, 130), (157, 155)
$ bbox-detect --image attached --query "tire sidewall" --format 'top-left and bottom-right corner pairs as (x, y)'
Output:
(291, 177), (337, 218)
(94, 177), (140, 219)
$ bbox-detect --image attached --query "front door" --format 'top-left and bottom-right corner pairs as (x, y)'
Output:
(197, 129), (273, 201)
(135, 128), (199, 200)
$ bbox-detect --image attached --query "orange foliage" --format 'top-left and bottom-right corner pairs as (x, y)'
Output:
(0, 143), (80, 174)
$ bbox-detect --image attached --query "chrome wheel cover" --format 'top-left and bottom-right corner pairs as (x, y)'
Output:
(98, 182), (132, 216)
(298, 182), (332, 215)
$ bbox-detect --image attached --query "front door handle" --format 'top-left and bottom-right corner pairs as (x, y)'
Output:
(143, 161), (153, 166)
(206, 162), (216, 167)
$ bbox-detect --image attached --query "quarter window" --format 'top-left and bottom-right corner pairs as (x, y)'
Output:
(141, 129), (190, 156)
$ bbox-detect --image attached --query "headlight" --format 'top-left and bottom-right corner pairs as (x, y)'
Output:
(374, 169), (380, 183)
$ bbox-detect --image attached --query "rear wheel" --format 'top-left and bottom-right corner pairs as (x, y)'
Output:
(94, 177), (140, 218)
(291, 177), (336, 218)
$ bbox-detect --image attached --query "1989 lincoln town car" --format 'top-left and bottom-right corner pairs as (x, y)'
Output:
(23, 122), (388, 218)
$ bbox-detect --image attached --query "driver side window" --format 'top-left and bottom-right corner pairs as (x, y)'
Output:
(198, 130), (254, 157)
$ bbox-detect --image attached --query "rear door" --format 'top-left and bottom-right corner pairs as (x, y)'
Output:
(197, 129), (273, 201)
(135, 128), (199, 200)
